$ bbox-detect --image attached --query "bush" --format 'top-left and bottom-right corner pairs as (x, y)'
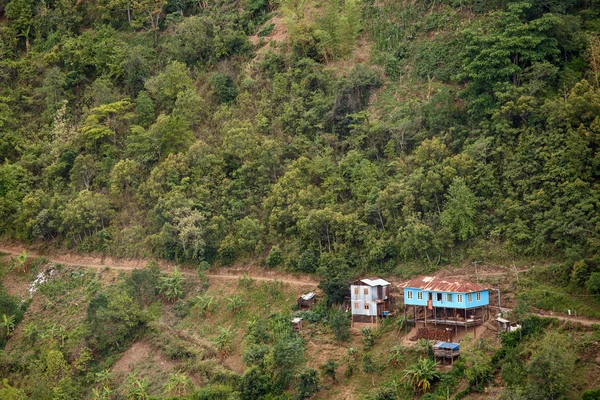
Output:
(210, 73), (238, 104)
(295, 367), (320, 399)
(318, 280), (348, 306)
(266, 246), (283, 268)
(124, 265), (159, 306)
(586, 272), (600, 294)
(158, 266), (185, 302)
(582, 388), (600, 400)
(328, 308), (351, 342)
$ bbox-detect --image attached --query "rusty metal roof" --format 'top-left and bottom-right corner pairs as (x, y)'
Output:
(400, 276), (488, 293)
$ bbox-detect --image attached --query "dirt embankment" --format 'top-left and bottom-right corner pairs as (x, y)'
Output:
(0, 244), (318, 287)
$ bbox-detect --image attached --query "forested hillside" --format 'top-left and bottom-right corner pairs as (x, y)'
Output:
(1, 0), (600, 278)
(2, 1), (600, 399)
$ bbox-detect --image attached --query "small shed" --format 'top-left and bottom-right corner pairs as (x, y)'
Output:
(433, 342), (460, 364)
(297, 292), (316, 309)
(292, 317), (303, 331)
(496, 317), (521, 333)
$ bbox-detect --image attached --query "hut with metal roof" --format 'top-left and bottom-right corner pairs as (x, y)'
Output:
(350, 277), (392, 323)
(400, 276), (490, 336)
(297, 292), (316, 309)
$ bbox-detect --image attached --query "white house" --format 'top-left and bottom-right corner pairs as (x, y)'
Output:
(350, 277), (392, 322)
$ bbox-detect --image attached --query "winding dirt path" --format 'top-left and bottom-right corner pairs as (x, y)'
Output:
(0, 245), (318, 287)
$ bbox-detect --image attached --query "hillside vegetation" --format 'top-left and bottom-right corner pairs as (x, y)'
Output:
(2, 0), (600, 398)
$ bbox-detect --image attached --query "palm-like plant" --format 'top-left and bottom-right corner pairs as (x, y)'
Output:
(387, 345), (405, 367)
(2, 314), (15, 338)
(22, 322), (38, 344)
(123, 372), (149, 400)
(226, 295), (244, 312)
(192, 295), (214, 318)
(10, 250), (28, 273)
(158, 266), (185, 302)
(211, 326), (234, 357)
(164, 371), (193, 396)
(95, 369), (113, 388)
(403, 357), (440, 394)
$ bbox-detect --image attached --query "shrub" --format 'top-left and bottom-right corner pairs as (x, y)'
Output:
(295, 367), (320, 399)
(210, 73), (238, 104)
(586, 272), (600, 294)
(328, 308), (351, 342)
(319, 359), (338, 383)
(158, 266), (185, 302)
(361, 328), (375, 349)
(266, 246), (283, 268)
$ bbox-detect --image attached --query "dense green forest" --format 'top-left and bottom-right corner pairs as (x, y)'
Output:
(2, 1), (600, 399)
(1, 0), (600, 278)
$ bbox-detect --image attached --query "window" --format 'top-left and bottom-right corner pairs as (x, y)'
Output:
(436, 293), (442, 301)
(354, 302), (359, 309)
(417, 292), (423, 300)
(407, 291), (413, 299)
(364, 288), (369, 295)
(354, 287), (358, 295)
(457, 294), (463, 303)
(446, 293), (452, 302)
(476, 292), (481, 301)
(468, 294), (473, 302)
(364, 303), (369, 310)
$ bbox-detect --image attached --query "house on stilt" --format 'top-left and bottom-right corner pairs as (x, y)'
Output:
(401, 276), (489, 339)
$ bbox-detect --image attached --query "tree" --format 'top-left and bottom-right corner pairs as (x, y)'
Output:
(526, 333), (575, 400)
(266, 245), (283, 268)
(210, 73), (238, 104)
(158, 266), (185, 302)
(586, 272), (600, 294)
(61, 190), (113, 245)
(328, 307), (350, 341)
(319, 359), (338, 383)
(80, 100), (134, 151)
(145, 61), (193, 111)
(167, 16), (215, 66)
(135, 91), (155, 127)
(131, 0), (166, 47)
(0, 379), (27, 400)
(460, 2), (561, 115)
(295, 367), (320, 399)
(441, 177), (478, 241)
(109, 159), (143, 200)
(403, 358), (439, 394)
(4, 0), (33, 52)
(239, 367), (271, 400)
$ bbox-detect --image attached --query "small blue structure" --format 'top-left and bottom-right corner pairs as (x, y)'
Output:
(433, 342), (461, 364)
(401, 276), (490, 333)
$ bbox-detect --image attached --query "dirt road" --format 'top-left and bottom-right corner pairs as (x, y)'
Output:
(0, 245), (318, 287)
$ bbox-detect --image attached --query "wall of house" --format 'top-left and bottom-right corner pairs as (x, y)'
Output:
(350, 284), (377, 316)
(403, 288), (489, 309)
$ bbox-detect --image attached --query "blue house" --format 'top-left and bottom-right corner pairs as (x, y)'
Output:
(401, 276), (490, 333)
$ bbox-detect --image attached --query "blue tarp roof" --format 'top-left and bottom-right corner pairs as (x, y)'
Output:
(435, 342), (460, 351)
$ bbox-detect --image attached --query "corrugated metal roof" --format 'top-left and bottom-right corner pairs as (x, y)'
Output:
(301, 292), (315, 301)
(361, 278), (391, 287)
(400, 276), (488, 293)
